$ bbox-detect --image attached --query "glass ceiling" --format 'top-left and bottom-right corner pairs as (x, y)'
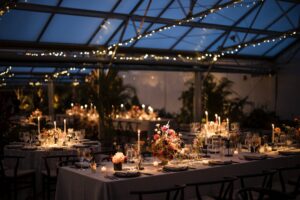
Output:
(0, 0), (295, 54)
(0, 0), (299, 84)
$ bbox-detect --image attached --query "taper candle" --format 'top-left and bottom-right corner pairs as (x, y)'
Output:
(38, 116), (40, 134)
(205, 111), (208, 125)
(137, 129), (141, 155)
(64, 119), (66, 133)
(272, 124), (275, 143)
(54, 121), (56, 130)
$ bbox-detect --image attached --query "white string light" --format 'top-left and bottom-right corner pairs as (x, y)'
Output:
(0, 0), (16, 17)
(107, 0), (262, 50)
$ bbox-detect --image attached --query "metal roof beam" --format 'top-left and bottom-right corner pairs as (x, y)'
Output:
(104, 0), (144, 46)
(86, 0), (121, 45)
(36, 0), (63, 42)
(169, 0), (223, 50)
(204, 2), (262, 51)
(15, 2), (284, 36)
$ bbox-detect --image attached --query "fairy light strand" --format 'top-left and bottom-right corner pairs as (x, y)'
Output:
(0, 0), (17, 17)
(107, 0), (262, 50)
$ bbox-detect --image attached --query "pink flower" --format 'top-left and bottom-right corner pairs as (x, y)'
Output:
(153, 134), (160, 140)
(161, 125), (168, 132)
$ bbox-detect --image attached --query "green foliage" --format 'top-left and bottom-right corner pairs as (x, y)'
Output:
(177, 81), (194, 124)
(177, 74), (251, 124)
(242, 108), (278, 129)
(203, 75), (234, 118)
(87, 69), (138, 139)
(15, 87), (48, 114)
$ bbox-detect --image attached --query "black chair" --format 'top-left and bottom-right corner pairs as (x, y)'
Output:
(91, 150), (113, 163)
(42, 154), (77, 200)
(0, 155), (36, 200)
(236, 187), (295, 200)
(237, 170), (277, 190)
(277, 165), (300, 196)
(130, 185), (185, 200)
(186, 177), (237, 200)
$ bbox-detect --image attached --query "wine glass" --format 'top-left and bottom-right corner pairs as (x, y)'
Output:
(84, 149), (93, 163)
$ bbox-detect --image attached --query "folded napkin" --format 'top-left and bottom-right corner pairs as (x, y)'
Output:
(278, 149), (300, 156)
(114, 171), (141, 178)
(240, 153), (267, 160)
(163, 165), (188, 172)
(208, 160), (233, 166)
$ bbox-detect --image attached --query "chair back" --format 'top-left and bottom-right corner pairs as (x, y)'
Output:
(130, 185), (185, 200)
(43, 154), (77, 177)
(92, 150), (113, 163)
(277, 165), (300, 195)
(237, 187), (295, 200)
(238, 170), (276, 190)
(0, 155), (23, 178)
(187, 177), (237, 200)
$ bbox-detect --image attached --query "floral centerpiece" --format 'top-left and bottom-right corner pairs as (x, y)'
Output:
(112, 152), (126, 171)
(151, 123), (183, 164)
(39, 128), (65, 146)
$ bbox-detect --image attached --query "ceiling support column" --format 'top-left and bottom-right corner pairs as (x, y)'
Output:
(47, 79), (55, 121)
(193, 71), (202, 122)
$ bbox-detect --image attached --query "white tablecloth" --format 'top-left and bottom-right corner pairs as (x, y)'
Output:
(4, 143), (101, 195)
(55, 154), (300, 200)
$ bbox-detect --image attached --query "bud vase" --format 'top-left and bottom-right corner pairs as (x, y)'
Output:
(113, 163), (122, 171)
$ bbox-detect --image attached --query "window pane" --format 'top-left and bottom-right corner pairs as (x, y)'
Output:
(91, 19), (123, 45)
(174, 28), (224, 51)
(61, 0), (118, 12)
(0, 10), (50, 41)
(19, 0), (59, 6)
(41, 14), (102, 44)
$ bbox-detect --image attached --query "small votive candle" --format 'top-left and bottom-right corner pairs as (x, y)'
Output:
(90, 162), (97, 173)
(267, 146), (272, 152)
(259, 147), (265, 154)
(101, 166), (107, 174)
(202, 160), (209, 165)
(234, 149), (239, 155)
(153, 161), (159, 167)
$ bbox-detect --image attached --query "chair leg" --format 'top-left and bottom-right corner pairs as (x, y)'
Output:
(32, 175), (36, 200)
(47, 180), (50, 200)
(13, 181), (18, 200)
(42, 177), (45, 200)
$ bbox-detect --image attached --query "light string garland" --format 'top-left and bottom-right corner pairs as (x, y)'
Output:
(2, 0), (298, 75)
(0, 0), (17, 17)
(0, 66), (14, 87)
(24, 29), (298, 63)
(107, 0), (260, 50)
(23, 0), (295, 63)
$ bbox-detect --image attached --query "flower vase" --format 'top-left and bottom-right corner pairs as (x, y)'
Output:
(113, 163), (122, 171)
(157, 156), (169, 166)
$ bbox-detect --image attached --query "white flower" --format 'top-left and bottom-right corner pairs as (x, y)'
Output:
(112, 152), (125, 164)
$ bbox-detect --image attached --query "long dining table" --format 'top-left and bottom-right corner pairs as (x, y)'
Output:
(55, 151), (300, 200)
(4, 141), (101, 197)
